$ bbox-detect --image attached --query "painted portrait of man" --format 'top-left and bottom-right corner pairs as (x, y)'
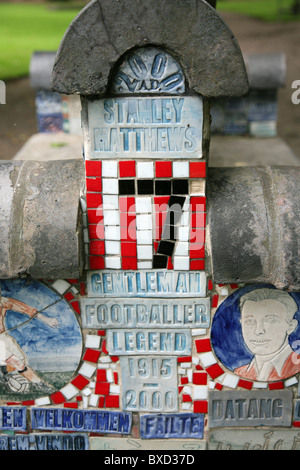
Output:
(234, 288), (300, 381)
(211, 286), (300, 383)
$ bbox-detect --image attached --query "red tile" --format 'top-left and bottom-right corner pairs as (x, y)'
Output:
(181, 377), (189, 385)
(206, 363), (224, 380)
(177, 356), (192, 363)
(98, 330), (106, 336)
(269, 381), (284, 390)
(96, 369), (107, 382)
(87, 208), (103, 224)
(83, 348), (101, 363)
(113, 372), (118, 384)
(121, 242), (137, 257)
(88, 224), (105, 240)
(120, 213), (136, 227)
(182, 394), (192, 402)
(189, 244), (205, 259)
(98, 396), (105, 408)
(86, 193), (103, 209)
(90, 240), (105, 256)
(190, 196), (206, 212)
(212, 295), (219, 308)
(190, 259), (205, 271)
(122, 257), (138, 270)
(86, 177), (102, 192)
(95, 382), (110, 395)
(119, 160), (136, 177)
(189, 162), (206, 178)
(238, 379), (253, 390)
(71, 374), (90, 390)
(189, 228), (205, 245)
(22, 400), (35, 406)
(105, 395), (120, 408)
(50, 392), (66, 405)
(121, 226), (136, 242)
(119, 197), (136, 213)
(195, 338), (212, 353)
(71, 301), (81, 314)
(215, 382), (223, 390)
(155, 161), (172, 178)
(89, 256), (105, 270)
(191, 213), (206, 229)
(194, 400), (208, 413)
(64, 402), (78, 409)
(85, 160), (102, 177)
(102, 339), (108, 354)
(193, 372), (207, 385)
(208, 280), (214, 290)
(64, 292), (75, 302)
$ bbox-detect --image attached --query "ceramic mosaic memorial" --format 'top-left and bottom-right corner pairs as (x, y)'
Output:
(2, 0), (300, 452)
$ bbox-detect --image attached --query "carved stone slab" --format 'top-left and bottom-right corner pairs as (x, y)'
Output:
(90, 437), (207, 450)
(0, 433), (89, 451)
(83, 96), (203, 159)
(208, 390), (293, 428)
(81, 297), (211, 329)
(31, 408), (132, 434)
(120, 356), (178, 412)
(87, 271), (207, 298)
(209, 429), (300, 451)
(140, 413), (204, 439)
(107, 329), (192, 356)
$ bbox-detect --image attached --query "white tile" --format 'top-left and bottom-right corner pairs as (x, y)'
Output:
(173, 256), (189, 270)
(137, 161), (154, 178)
(285, 376), (298, 387)
(252, 381), (268, 389)
(135, 197), (152, 213)
(199, 351), (217, 368)
(106, 369), (114, 383)
(136, 214), (152, 230)
(85, 334), (101, 349)
(172, 161), (189, 177)
(221, 373), (239, 389)
(82, 396), (89, 409)
(190, 179), (205, 196)
(193, 385), (208, 400)
(174, 241), (189, 256)
(137, 261), (152, 269)
(182, 403), (192, 410)
(89, 394), (100, 407)
(191, 329), (206, 337)
(104, 225), (121, 240)
(102, 178), (119, 194)
(79, 362), (97, 378)
(110, 384), (120, 394)
(103, 210), (120, 225)
(102, 194), (119, 209)
(82, 387), (92, 396)
(102, 160), (118, 177)
(187, 369), (193, 383)
(105, 240), (121, 255)
(137, 245), (153, 260)
(51, 279), (71, 295)
(180, 211), (190, 227)
(61, 383), (78, 399)
(35, 396), (51, 406)
(105, 256), (121, 269)
(136, 230), (153, 244)
(99, 356), (112, 363)
(182, 385), (192, 395)
(178, 227), (190, 242)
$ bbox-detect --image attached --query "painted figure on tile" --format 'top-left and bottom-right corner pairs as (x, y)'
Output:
(234, 288), (300, 381)
(211, 285), (300, 382)
(0, 295), (59, 393)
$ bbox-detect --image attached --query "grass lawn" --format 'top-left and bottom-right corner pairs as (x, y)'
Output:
(0, 2), (85, 81)
(218, 0), (300, 22)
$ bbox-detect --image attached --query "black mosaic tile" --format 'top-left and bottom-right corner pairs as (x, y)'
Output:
(157, 240), (175, 256)
(153, 254), (168, 269)
(137, 179), (154, 195)
(172, 179), (189, 194)
(119, 179), (135, 195)
(155, 180), (172, 195)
